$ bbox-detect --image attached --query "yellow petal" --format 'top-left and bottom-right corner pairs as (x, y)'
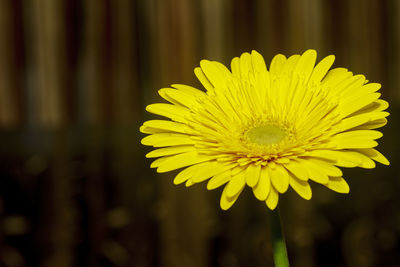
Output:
(220, 184), (244, 210)
(330, 130), (382, 149)
(324, 177), (350, 193)
(158, 88), (198, 108)
(293, 49), (317, 82)
(300, 160), (329, 184)
(373, 99), (389, 111)
(265, 188), (279, 210)
(344, 82), (381, 100)
(336, 74), (366, 97)
(361, 83), (381, 93)
(141, 133), (194, 147)
(346, 151), (376, 169)
(302, 150), (337, 163)
(146, 103), (190, 122)
(252, 167), (271, 201)
(333, 151), (362, 167)
(354, 118), (387, 130)
(225, 171), (246, 198)
(185, 179), (195, 187)
(140, 120), (189, 134)
(194, 67), (214, 92)
(339, 115), (370, 131)
(172, 84), (206, 96)
(303, 150), (360, 168)
(207, 171), (231, 190)
(333, 130), (383, 140)
(348, 101), (389, 129)
(303, 158), (342, 177)
(282, 55), (300, 75)
(251, 50), (268, 75)
(289, 175), (312, 200)
(355, 148), (390, 165)
(268, 164), (289, 193)
(334, 139), (378, 149)
(192, 163), (232, 183)
(174, 163), (205, 184)
(146, 146), (195, 158)
(269, 54), (287, 75)
(368, 112), (390, 121)
(340, 92), (381, 118)
(200, 60), (231, 89)
(353, 99), (389, 115)
(246, 164), (261, 187)
(156, 151), (213, 173)
(150, 156), (170, 168)
(238, 52), (253, 78)
(284, 160), (308, 181)
(322, 68), (352, 89)
(310, 54), (335, 82)
(230, 57), (240, 78)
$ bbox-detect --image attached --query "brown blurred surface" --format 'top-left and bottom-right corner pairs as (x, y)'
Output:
(0, 0), (399, 266)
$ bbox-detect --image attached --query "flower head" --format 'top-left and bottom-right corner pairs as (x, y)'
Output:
(140, 50), (389, 210)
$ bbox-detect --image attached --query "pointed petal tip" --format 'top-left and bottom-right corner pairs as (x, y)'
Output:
(304, 49), (317, 57)
(193, 67), (204, 78)
(157, 88), (168, 98)
(156, 167), (166, 173)
(327, 54), (335, 60)
(149, 162), (158, 169)
(325, 177), (350, 193)
(266, 199), (278, 210)
(220, 198), (233, 211)
(173, 178), (185, 185)
(323, 54), (336, 65)
(199, 59), (211, 68)
(265, 189), (279, 210)
(369, 149), (390, 166)
(303, 193), (312, 200)
(220, 203), (230, 211)
(273, 53), (287, 60)
(206, 181), (218, 191)
(380, 157), (390, 166)
(336, 184), (350, 194)
(140, 136), (151, 146)
(145, 104), (161, 113)
(240, 51), (251, 58)
(139, 126), (147, 134)
(145, 151), (154, 158)
(185, 179), (195, 187)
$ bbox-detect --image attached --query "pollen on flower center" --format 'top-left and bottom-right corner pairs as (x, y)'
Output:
(246, 124), (287, 146)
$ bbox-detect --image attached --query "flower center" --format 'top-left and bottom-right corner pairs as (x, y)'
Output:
(246, 124), (286, 146)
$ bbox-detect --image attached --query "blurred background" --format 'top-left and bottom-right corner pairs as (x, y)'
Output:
(0, 0), (399, 266)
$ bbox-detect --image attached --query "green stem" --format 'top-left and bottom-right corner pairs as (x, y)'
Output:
(268, 207), (289, 267)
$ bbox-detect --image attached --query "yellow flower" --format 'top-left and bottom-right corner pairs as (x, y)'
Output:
(140, 50), (389, 210)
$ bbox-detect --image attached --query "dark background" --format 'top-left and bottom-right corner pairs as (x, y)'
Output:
(0, 0), (399, 266)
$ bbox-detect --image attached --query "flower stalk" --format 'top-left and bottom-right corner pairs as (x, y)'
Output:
(268, 208), (289, 267)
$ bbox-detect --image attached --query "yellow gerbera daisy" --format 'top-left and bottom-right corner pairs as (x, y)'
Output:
(140, 49), (389, 210)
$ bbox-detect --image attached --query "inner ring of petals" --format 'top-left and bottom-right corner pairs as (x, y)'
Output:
(246, 124), (287, 146)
